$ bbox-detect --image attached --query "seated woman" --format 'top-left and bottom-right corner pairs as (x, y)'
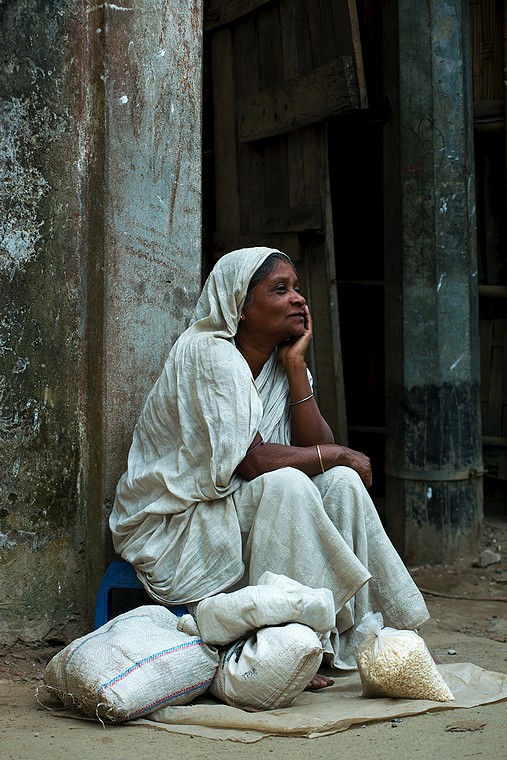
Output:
(110, 246), (429, 679)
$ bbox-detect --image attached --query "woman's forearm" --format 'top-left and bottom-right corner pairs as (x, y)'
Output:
(237, 442), (331, 480)
(284, 358), (334, 445)
(237, 441), (372, 487)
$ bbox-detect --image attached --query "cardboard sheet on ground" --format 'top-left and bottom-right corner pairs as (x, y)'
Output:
(131, 663), (507, 742)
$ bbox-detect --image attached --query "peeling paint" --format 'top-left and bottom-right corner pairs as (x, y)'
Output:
(87, 3), (134, 14)
(0, 0), (89, 647)
(450, 354), (464, 371)
(0, 98), (66, 279)
(12, 357), (30, 374)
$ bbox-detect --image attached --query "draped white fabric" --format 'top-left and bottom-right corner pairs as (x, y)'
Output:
(109, 246), (429, 668)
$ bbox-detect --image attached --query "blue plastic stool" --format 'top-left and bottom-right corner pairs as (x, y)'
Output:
(94, 560), (188, 629)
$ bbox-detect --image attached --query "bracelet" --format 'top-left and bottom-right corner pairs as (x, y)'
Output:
(289, 392), (314, 407)
(316, 444), (325, 473)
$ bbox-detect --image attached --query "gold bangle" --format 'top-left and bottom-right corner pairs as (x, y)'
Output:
(316, 444), (325, 474)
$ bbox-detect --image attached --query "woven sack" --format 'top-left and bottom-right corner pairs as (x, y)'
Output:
(43, 605), (219, 722)
(209, 622), (323, 710)
(354, 611), (454, 702)
(196, 571), (335, 645)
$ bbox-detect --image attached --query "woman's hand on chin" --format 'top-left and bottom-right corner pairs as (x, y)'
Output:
(278, 304), (313, 369)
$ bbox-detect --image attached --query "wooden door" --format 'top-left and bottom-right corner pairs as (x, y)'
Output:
(204, 0), (367, 441)
(470, 0), (507, 480)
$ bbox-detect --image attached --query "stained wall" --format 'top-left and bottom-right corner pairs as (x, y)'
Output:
(0, 0), (202, 648)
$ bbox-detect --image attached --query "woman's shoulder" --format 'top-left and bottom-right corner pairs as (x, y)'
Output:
(174, 331), (237, 358)
(170, 332), (244, 375)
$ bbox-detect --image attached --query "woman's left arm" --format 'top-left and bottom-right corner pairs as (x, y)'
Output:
(279, 305), (334, 446)
(284, 358), (334, 445)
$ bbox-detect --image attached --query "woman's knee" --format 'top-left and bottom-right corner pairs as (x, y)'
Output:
(317, 465), (380, 526)
(320, 465), (364, 490)
(256, 467), (316, 494)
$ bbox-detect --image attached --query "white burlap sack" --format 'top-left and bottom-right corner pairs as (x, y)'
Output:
(209, 622), (323, 710)
(196, 572), (335, 645)
(43, 606), (219, 722)
(354, 612), (454, 702)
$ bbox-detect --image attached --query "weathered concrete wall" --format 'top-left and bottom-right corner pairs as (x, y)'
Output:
(88, 0), (203, 600)
(383, 0), (483, 563)
(99, 0), (203, 518)
(0, 0), (202, 649)
(0, 0), (92, 649)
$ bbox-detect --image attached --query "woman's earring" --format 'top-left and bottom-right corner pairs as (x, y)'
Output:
(240, 313), (245, 321)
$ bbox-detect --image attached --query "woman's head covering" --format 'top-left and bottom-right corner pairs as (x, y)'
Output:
(111, 247), (295, 601)
(191, 246), (290, 338)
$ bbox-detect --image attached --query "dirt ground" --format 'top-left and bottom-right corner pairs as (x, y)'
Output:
(1, 497), (507, 760)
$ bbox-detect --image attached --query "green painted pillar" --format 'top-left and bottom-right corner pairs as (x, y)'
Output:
(384, 0), (483, 563)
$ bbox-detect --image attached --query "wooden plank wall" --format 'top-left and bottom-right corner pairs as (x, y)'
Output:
(207, 0), (366, 253)
(205, 0), (366, 440)
(481, 314), (507, 478)
(470, 0), (507, 479)
(470, 0), (504, 105)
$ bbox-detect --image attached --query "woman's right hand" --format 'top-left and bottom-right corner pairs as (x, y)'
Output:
(322, 444), (373, 488)
(278, 303), (313, 370)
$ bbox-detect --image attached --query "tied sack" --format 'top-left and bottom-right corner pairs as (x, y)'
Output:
(354, 611), (454, 702)
(210, 622), (323, 711)
(195, 571), (335, 645)
(43, 606), (218, 722)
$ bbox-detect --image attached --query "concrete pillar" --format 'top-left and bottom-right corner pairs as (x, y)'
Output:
(0, 0), (202, 648)
(90, 0), (203, 599)
(384, 0), (483, 563)
(0, 0), (93, 649)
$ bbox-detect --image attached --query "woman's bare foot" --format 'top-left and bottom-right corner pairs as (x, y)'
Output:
(306, 673), (335, 690)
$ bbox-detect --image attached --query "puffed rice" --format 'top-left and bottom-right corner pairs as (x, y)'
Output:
(354, 612), (454, 702)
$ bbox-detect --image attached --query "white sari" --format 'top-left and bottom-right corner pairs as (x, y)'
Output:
(110, 246), (429, 668)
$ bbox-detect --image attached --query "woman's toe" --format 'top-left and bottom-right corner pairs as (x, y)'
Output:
(306, 674), (335, 690)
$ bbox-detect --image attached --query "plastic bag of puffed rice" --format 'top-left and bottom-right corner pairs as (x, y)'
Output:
(354, 611), (454, 702)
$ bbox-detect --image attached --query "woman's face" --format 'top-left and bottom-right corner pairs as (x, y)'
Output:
(239, 259), (307, 345)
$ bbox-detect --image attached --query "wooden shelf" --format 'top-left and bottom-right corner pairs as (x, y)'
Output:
(348, 425), (385, 434)
(336, 280), (384, 287)
(483, 436), (507, 448)
(479, 286), (507, 299)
